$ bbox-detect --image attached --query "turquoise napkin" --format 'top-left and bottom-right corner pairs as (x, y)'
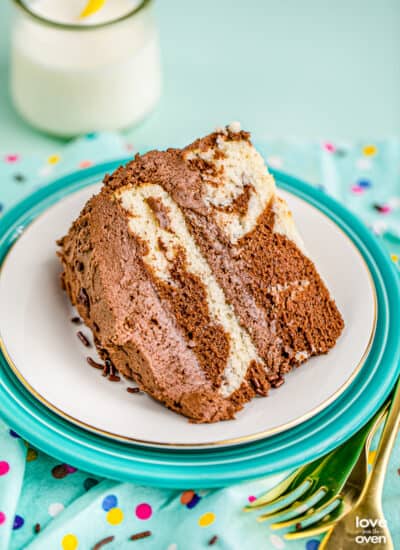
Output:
(0, 133), (399, 550)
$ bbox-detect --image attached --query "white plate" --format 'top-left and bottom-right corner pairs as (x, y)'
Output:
(0, 184), (376, 448)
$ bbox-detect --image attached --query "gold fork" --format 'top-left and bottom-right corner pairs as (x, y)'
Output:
(318, 376), (400, 549)
(244, 402), (388, 538)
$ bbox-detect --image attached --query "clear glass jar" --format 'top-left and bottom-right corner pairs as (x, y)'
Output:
(10, 0), (162, 136)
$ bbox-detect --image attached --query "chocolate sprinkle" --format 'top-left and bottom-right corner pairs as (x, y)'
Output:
(92, 536), (115, 549)
(102, 358), (113, 377)
(105, 358), (113, 372)
(127, 387), (141, 394)
(86, 357), (103, 370)
(271, 377), (284, 389)
(108, 374), (121, 382)
(34, 523), (41, 534)
(208, 535), (218, 546)
(78, 287), (90, 308)
(102, 364), (109, 377)
(130, 531), (151, 541)
(71, 316), (82, 324)
(77, 331), (91, 347)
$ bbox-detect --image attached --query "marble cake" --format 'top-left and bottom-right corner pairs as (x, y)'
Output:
(57, 124), (344, 423)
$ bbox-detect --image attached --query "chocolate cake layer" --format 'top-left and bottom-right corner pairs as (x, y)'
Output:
(58, 124), (344, 422)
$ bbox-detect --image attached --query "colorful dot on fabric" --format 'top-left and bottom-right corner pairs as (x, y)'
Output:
(198, 512), (215, 527)
(65, 465), (77, 473)
(186, 494), (201, 509)
(39, 165), (53, 177)
(85, 133), (98, 139)
(306, 540), (320, 550)
(357, 179), (372, 189)
(0, 461), (10, 475)
(0, 512), (6, 525)
(323, 142), (336, 153)
(26, 448), (38, 462)
(102, 495), (118, 511)
(180, 490), (195, 505)
(391, 254), (399, 264)
(61, 533), (79, 550)
(373, 203), (392, 214)
(84, 477), (99, 491)
(106, 507), (124, 525)
(48, 154), (60, 165)
(247, 495), (257, 503)
(135, 503), (152, 520)
(4, 154), (19, 163)
(13, 515), (24, 530)
(52, 464), (69, 479)
(351, 185), (364, 194)
(363, 145), (377, 157)
(270, 533), (285, 548)
(9, 430), (20, 438)
(356, 157), (372, 170)
(48, 502), (64, 517)
(13, 173), (26, 183)
(79, 160), (93, 169)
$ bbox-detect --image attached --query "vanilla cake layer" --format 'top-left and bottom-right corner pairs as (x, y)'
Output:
(58, 125), (344, 422)
(117, 183), (265, 397)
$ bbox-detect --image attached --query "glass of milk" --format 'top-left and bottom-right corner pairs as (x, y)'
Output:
(10, 0), (162, 136)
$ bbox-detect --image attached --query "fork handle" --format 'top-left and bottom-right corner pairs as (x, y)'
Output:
(363, 377), (400, 498)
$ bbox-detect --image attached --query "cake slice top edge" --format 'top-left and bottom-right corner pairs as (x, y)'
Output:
(103, 122), (306, 253)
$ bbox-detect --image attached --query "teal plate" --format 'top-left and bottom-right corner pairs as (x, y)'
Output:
(0, 162), (399, 488)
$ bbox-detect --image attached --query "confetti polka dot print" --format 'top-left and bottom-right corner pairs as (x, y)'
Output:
(198, 512), (215, 527)
(135, 503), (152, 520)
(0, 462), (10, 476)
(106, 508), (124, 525)
(62, 534), (79, 550)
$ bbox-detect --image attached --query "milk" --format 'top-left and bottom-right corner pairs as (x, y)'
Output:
(11, 0), (161, 136)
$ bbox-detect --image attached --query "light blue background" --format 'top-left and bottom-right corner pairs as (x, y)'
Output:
(0, 4), (400, 548)
(0, 0), (399, 155)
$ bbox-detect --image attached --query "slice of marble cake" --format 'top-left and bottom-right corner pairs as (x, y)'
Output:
(58, 124), (344, 423)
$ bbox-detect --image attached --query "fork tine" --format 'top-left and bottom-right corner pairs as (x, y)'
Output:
(257, 486), (326, 523)
(284, 502), (349, 540)
(245, 456), (325, 511)
(243, 470), (302, 511)
(284, 503), (347, 540)
(255, 479), (314, 521)
(271, 494), (341, 530)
